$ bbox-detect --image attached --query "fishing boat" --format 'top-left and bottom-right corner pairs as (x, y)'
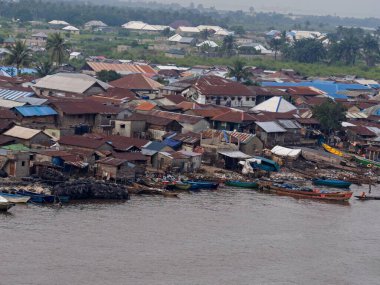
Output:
(322, 143), (344, 157)
(0, 196), (15, 212)
(174, 183), (191, 190)
(184, 180), (219, 190)
(312, 179), (352, 189)
(225, 180), (258, 189)
(352, 156), (380, 168)
(355, 195), (380, 200)
(259, 181), (352, 202)
(0, 192), (31, 203)
(17, 190), (55, 203)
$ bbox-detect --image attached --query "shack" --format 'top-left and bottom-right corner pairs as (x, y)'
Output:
(95, 157), (135, 181)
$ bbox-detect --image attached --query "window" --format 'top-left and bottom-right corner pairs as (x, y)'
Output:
(246, 97), (249, 101)
(231, 97), (235, 100)
(78, 115), (83, 119)
(106, 115), (111, 119)
(21, 161), (25, 167)
(120, 124), (125, 129)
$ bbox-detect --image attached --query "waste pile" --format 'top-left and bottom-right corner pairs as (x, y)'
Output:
(53, 179), (130, 200)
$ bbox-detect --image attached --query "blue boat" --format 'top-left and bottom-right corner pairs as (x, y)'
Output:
(312, 179), (352, 189)
(0, 192), (31, 203)
(17, 190), (55, 203)
(184, 180), (219, 190)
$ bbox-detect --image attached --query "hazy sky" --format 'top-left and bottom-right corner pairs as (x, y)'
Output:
(158, 0), (380, 18)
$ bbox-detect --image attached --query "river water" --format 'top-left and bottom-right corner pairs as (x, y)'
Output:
(1, 185), (380, 285)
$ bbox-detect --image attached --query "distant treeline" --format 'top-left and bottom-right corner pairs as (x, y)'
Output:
(0, 0), (380, 31)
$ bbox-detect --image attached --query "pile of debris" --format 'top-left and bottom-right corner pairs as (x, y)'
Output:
(53, 179), (130, 200)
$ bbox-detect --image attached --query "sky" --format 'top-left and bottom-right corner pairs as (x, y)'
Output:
(154, 0), (380, 18)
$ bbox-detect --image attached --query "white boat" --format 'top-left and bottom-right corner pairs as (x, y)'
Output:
(0, 196), (15, 212)
(0, 193), (30, 203)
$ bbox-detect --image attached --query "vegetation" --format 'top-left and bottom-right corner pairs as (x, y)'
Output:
(312, 100), (346, 134)
(5, 40), (31, 74)
(227, 60), (252, 82)
(96, 70), (121, 82)
(46, 33), (70, 66)
(35, 59), (56, 77)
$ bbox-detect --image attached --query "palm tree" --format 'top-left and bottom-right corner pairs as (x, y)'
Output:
(222, 35), (235, 56)
(46, 33), (69, 66)
(35, 59), (56, 77)
(5, 40), (31, 75)
(227, 60), (252, 82)
(362, 34), (379, 67)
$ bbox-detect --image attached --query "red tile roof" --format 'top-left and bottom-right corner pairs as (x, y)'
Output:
(135, 101), (156, 111)
(192, 75), (255, 97)
(110, 73), (163, 91)
(248, 86), (288, 96)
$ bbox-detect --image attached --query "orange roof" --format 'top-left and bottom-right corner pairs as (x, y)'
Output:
(135, 101), (156, 111)
(110, 73), (163, 91)
(86, 62), (157, 75)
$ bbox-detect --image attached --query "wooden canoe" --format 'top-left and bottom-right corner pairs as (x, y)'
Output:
(322, 143), (344, 157)
(0, 193), (30, 203)
(312, 179), (351, 189)
(355, 195), (380, 200)
(225, 181), (258, 189)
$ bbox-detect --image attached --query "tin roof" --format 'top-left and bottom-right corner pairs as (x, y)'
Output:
(3, 126), (43, 140)
(256, 121), (287, 133)
(0, 88), (34, 100)
(14, 106), (58, 117)
(85, 62), (157, 75)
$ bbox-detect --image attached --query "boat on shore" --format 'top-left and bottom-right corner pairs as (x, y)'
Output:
(0, 192), (31, 203)
(184, 180), (219, 190)
(355, 195), (380, 200)
(225, 181), (258, 189)
(322, 143), (344, 157)
(0, 196), (15, 212)
(165, 183), (191, 191)
(258, 181), (352, 202)
(353, 156), (380, 168)
(312, 179), (352, 189)
(16, 190), (55, 203)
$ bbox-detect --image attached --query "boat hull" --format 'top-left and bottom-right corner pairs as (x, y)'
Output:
(225, 181), (258, 189)
(259, 182), (352, 202)
(312, 179), (352, 189)
(185, 181), (219, 190)
(0, 202), (15, 212)
(0, 193), (31, 203)
(355, 196), (380, 200)
(17, 190), (55, 203)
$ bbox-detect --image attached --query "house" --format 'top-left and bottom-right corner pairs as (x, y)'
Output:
(345, 126), (377, 142)
(186, 75), (256, 108)
(155, 94), (187, 106)
(12, 106), (57, 127)
(62, 25), (80, 34)
(2, 126), (53, 147)
(122, 21), (172, 34)
(49, 20), (70, 26)
(29, 32), (48, 47)
(277, 120), (302, 145)
(84, 20), (108, 30)
(210, 110), (256, 132)
(176, 26), (201, 37)
(148, 110), (209, 133)
(248, 86), (288, 105)
(110, 73), (163, 97)
(0, 148), (30, 177)
(33, 73), (109, 97)
(165, 49), (186, 58)
(168, 34), (196, 47)
(112, 151), (148, 177)
(58, 135), (113, 152)
(156, 151), (199, 172)
(50, 99), (121, 133)
(251, 96), (297, 113)
(163, 132), (201, 151)
(142, 141), (173, 168)
(255, 121), (287, 147)
(200, 129), (263, 155)
(82, 62), (157, 76)
(96, 157), (135, 181)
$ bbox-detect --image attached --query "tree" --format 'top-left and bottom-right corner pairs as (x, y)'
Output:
(312, 100), (346, 134)
(222, 35), (235, 56)
(46, 33), (69, 66)
(227, 60), (252, 82)
(200, 29), (211, 40)
(35, 59), (56, 77)
(231, 25), (245, 36)
(161, 27), (174, 37)
(5, 40), (31, 75)
(96, 70), (121, 82)
(328, 27), (363, 65)
(269, 37), (284, 61)
(283, 38), (326, 63)
(362, 34), (379, 67)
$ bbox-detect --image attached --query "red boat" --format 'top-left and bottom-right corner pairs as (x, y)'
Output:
(258, 181), (352, 202)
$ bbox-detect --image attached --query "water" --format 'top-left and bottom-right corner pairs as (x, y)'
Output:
(1, 185), (380, 285)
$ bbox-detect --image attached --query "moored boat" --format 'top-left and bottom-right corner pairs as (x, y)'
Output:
(355, 195), (380, 200)
(353, 156), (380, 168)
(184, 180), (219, 190)
(17, 190), (55, 203)
(0, 192), (31, 203)
(312, 179), (352, 189)
(0, 196), (15, 212)
(225, 180), (258, 189)
(322, 143), (344, 157)
(259, 181), (352, 202)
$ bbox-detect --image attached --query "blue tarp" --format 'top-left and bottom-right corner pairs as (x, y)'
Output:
(249, 156), (280, 172)
(262, 81), (372, 99)
(163, 138), (182, 149)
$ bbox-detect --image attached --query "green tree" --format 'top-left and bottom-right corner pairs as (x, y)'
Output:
(269, 37), (284, 61)
(284, 38), (326, 63)
(5, 40), (31, 75)
(362, 34), (379, 67)
(161, 27), (174, 37)
(96, 70), (121, 82)
(35, 59), (56, 77)
(227, 59), (252, 82)
(222, 35), (235, 56)
(312, 100), (346, 134)
(199, 29), (211, 40)
(46, 33), (70, 66)
(231, 25), (245, 36)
